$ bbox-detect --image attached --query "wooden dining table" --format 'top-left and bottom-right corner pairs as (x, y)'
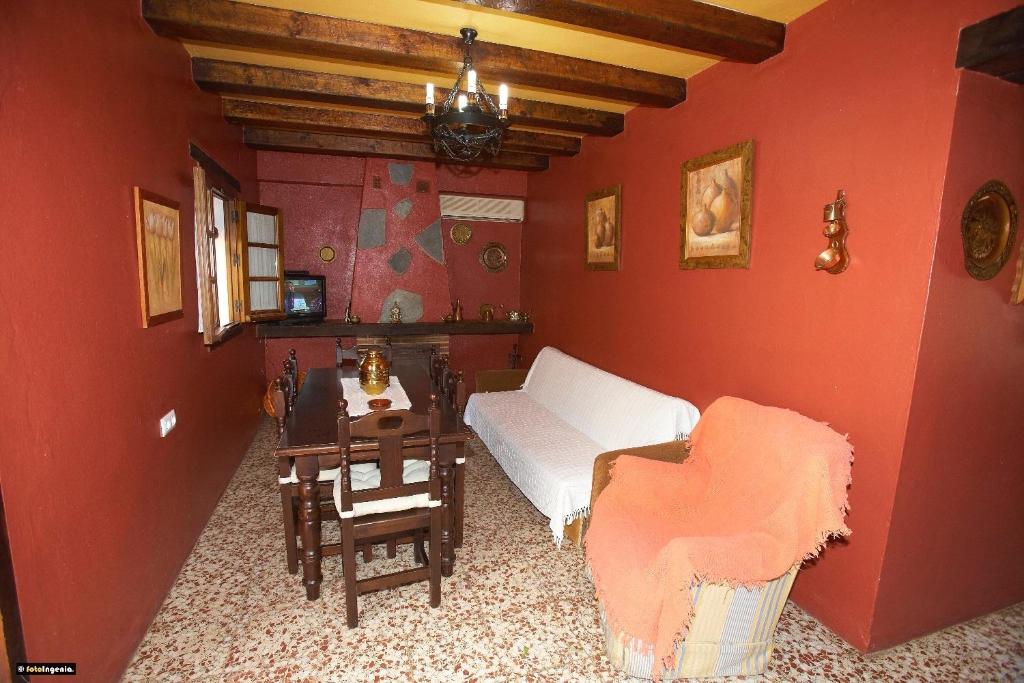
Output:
(275, 360), (472, 600)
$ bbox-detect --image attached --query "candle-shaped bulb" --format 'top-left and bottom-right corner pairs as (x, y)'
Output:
(499, 83), (509, 109)
(458, 94), (468, 111)
(467, 69), (477, 94)
(425, 82), (434, 105)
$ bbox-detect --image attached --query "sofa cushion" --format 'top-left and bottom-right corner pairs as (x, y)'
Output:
(523, 347), (700, 451)
(465, 390), (604, 543)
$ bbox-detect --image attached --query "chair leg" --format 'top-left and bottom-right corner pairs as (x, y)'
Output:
(455, 461), (465, 548)
(428, 509), (442, 608)
(413, 531), (426, 565)
(341, 518), (359, 628)
(281, 488), (299, 574)
(362, 544), (373, 563)
(386, 539), (397, 559)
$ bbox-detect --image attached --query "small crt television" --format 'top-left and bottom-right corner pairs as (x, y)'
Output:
(283, 273), (326, 322)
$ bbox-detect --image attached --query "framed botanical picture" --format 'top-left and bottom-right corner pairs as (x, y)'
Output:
(134, 187), (183, 327)
(680, 140), (753, 269)
(585, 185), (621, 271)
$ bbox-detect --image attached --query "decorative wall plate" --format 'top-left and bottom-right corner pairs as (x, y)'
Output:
(479, 241), (509, 273)
(319, 245), (336, 263)
(450, 222), (473, 245)
(961, 180), (1017, 280)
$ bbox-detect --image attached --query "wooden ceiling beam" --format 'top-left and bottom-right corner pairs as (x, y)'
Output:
(222, 99), (581, 156)
(453, 0), (785, 63)
(957, 6), (1024, 85)
(193, 59), (623, 136)
(142, 0), (686, 106)
(243, 128), (550, 172)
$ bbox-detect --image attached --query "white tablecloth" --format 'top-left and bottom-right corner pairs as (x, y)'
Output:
(340, 376), (412, 416)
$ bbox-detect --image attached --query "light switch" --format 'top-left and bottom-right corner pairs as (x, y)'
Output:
(159, 410), (177, 437)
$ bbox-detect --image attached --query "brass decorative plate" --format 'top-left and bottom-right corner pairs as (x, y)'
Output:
(479, 242), (509, 273)
(450, 222), (473, 245)
(319, 245), (336, 263)
(961, 180), (1017, 280)
(479, 303), (494, 320)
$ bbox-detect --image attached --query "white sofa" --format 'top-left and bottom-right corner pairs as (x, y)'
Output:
(464, 347), (700, 544)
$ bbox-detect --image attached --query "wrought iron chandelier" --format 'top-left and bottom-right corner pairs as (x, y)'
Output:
(423, 28), (510, 161)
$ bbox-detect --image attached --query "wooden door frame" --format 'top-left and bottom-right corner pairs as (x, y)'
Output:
(0, 483), (26, 683)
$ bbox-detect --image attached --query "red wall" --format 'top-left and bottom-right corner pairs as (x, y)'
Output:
(446, 218), (525, 391)
(260, 152), (527, 392)
(258, 153), (365, 381)
(0, 3), (263, 681)
(520, 0), (1018, 651)
(870, 69), (1024, 648)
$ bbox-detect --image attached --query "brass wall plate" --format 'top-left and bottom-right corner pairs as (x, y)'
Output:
(450, 222), (472, 245)
(319, 245), (336, 263)
(961, 180), (1017, 280)
(479, 242), (509, 273)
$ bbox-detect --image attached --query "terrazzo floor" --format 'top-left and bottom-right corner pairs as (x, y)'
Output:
(124, 418), (1024, 682)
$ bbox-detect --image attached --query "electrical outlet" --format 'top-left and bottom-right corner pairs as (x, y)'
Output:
(159, 410), (177, 438)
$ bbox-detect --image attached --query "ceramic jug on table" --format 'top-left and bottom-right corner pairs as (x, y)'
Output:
(359, 346), (390, 395)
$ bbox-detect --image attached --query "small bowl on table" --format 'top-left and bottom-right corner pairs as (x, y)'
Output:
(368, 398), (392, 411)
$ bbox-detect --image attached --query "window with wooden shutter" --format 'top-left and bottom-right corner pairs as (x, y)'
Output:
(193, 162), (245, 345)
(193, 165), (221, 343)
(241, 204), (285, 321)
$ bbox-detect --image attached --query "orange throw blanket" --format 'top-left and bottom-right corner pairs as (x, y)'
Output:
(586, 397), (853, 677)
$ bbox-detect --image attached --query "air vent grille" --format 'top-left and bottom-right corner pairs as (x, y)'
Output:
(440, 194), (525, 222)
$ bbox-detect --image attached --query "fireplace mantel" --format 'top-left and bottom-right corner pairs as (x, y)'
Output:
(257, 320), (533, 339)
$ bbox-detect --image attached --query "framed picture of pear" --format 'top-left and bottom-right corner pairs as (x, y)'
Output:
(680, 140), (753, 269)
(585, 185), (621, 271)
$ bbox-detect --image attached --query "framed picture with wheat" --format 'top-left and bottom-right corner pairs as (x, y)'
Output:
(134, 187), (183, 327)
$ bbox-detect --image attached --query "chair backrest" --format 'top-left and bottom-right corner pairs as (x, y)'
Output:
(431, 353), (449, 390)
(446, 369), (466, 415)
(337, 338), (393, 367)
(337, 338), (359, 367)
(335, 397), (441, 512)
(270, 375), (289, 435)
(287, 348), (298, 378)
(280, 357), (297, 411)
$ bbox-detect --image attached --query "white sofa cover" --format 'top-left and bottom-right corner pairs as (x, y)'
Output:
(465, 347), (700, 543)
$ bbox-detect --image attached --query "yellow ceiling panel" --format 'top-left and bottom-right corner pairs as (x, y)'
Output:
(185, 44), (634, 113)
(236, 0), (825, 78)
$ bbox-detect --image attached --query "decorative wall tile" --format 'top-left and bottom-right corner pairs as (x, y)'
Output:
(357, 208), (386, 249)
(415, 218), (445, 264)
(378, 288), (423, 322)
(388, 163), (414, 187)
(388, 248), (413, 275)
(393, 198), (414, 220)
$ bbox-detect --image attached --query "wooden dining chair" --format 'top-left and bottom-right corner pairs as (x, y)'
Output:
(274, 350), (379, 574)
(335, 397), (443, 627)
